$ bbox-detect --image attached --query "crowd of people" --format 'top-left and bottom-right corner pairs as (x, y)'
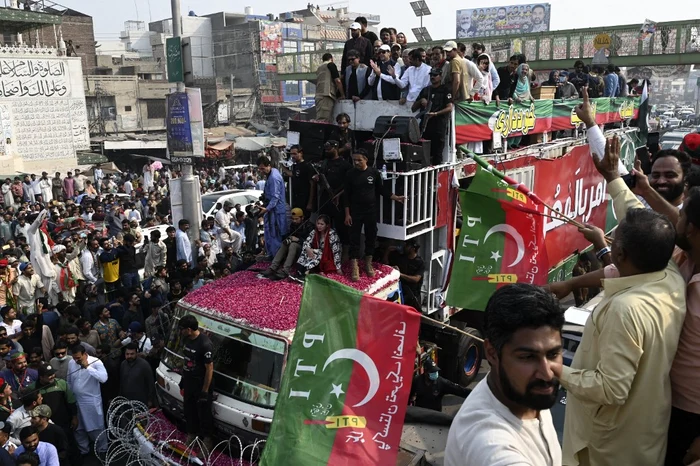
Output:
(443, 91), (700, 466)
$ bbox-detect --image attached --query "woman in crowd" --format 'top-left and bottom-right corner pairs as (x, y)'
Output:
(508, 64), (533, 148)
(297, 215), (342, 276)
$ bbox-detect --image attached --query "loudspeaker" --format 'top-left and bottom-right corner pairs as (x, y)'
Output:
(289, 120), (327, 141)
(373, 116), (420, 144)
(362, 139), (430, 169)
(401, 141), (430, 166)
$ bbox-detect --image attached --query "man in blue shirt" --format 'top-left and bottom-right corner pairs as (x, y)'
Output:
(14, 426), (59, 466)
(603, 64), (619, 97)
(257, 156), (289, 258)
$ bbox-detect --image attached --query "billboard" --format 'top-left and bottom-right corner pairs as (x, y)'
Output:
(456, 3), (551, 38)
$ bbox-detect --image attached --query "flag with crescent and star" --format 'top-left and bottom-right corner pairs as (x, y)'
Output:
(446, 166), (549, 311)
(259, 275), (420, 466)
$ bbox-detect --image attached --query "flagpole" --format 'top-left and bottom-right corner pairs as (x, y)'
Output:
(420, 314), (485, 343)
(459, 146), (613, 244)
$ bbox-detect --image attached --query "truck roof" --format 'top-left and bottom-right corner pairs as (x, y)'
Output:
(180, 263), (401, 337)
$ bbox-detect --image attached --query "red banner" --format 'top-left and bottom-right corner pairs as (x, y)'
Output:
(535, 146), (609, 266)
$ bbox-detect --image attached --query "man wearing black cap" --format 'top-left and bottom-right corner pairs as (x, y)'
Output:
(388, 239), (426, 311)
(410, 360), (470, 412)
(412, 68), (454, 165)
(26, 362), (79, 446)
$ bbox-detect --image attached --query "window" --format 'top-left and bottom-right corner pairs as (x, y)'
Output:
(146, 100), (166, 119)
(283, 40), (298, 54)
(284, 81), (299, 96)
(124, 106), (132, 112)
(305, 82), (316, 95)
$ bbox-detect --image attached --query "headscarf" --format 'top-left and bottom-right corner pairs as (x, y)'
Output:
(476, 53), (493, 104)
(51, 244), (66, 255)
(514, 64), (531, 99)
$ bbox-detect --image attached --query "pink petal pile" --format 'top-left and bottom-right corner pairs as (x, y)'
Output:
(148, 412), (253, 466)
(183, 263), (396, 332)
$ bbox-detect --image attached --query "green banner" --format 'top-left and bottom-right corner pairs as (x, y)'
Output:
(166, 36), (183, 83)
(456, 96), (640, 143)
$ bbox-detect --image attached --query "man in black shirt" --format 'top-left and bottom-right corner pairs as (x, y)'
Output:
(29, 404), (69, 466)
(355, 16), (378, 45)
(117, 233), (139, 290)
(494, 54), (520, 101)
(282, 145), (314, 213)
(164, 227), (177, 271)
(413, 68), (454, 166)
(341, 23), (373, 73)
(178, 314), (214, 451)
(344, 149), (405, 281)
(313, 141), (353, 249)
(388, 239), (425, 311)
(410, 360), (470, 412)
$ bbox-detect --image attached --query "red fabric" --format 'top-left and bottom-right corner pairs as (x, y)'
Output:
(312, 229), (336, 274)
(682, 133), (700, 163)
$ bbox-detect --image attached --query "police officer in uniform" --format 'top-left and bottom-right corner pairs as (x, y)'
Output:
(410, 360), (470, 412)
(177, 315), (215, 451)
(412, 67), (454, 166)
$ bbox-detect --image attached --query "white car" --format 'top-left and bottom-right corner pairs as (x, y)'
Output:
(201, 189), (263, 219)
(660, 132), (687, 150)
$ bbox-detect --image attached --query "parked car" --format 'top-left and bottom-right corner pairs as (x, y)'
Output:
(660, 131), (687, 150)
(201, 189), (263, 219)
(666, 118), (682, 130)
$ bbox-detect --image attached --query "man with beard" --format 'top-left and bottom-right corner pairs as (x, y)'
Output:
(341, 23), (372, 74)
(549, 136), (685, 466)
(281, 146), (314, 214)
(14, 426), (59, 466)
(530, 4), (548, 32)
(445, 284), (563, 466)
(262, 208), (313, 280)
(647, 150), (690, 208)
(410, 360), (469, 411)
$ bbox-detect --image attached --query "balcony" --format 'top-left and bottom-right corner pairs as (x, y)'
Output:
(0, 4), (61, 32)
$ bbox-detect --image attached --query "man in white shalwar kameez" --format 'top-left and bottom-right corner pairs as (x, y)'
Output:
(27, 210), (56, 301)
(67, 344), (108, 454)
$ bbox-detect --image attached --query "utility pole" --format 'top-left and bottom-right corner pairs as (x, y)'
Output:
(170, 0), (200, 241)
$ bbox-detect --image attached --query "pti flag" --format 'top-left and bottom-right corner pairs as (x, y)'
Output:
(259, 275), (420, 466)
(446, 166), (549, 311)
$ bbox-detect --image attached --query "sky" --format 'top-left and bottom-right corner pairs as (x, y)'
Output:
(67, 0), (690, 42)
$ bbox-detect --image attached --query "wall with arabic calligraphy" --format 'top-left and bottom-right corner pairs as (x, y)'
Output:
(0, 54), (88, 172)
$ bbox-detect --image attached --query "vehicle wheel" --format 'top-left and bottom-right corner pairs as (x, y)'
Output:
(456, 327), (484, 387)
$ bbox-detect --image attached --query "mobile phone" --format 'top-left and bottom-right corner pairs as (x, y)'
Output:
(622, 173), (636, 189)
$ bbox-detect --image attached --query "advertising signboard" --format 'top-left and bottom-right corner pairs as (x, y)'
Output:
(456, 3), (551, 38)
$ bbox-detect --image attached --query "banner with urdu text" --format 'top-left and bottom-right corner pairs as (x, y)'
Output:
(455, 96), (640, 143)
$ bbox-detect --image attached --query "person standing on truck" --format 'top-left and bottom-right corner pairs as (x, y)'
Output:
(314, 53), (344, 123)
(412, 67), (453, 166)
(177, 315), (215, 452)
(257, 155), (289, 259)
(410, 360), (470, 412)
(313, 141), (352, 253)
(444, 284), (564, 466)
(281, 146), (314, 215)
(343, 149), (405, 282)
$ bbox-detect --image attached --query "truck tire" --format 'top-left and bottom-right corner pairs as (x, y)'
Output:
(456, 327), (483, 386)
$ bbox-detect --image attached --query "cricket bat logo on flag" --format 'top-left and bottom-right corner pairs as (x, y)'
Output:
(447, 165), (549, 311)
(260, 275), (420, 466)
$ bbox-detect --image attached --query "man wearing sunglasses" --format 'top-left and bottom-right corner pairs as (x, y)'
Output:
(368, 44), (400, 101)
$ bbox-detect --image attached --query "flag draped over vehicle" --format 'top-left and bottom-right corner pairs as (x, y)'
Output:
(260, 275), (420, 466)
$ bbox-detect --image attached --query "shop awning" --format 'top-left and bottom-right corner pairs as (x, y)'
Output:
(208, 141), (233, 151)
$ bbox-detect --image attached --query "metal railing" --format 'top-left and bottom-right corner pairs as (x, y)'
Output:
(276, 19), (700, 76)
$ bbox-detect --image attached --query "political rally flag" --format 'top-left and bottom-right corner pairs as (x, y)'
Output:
(259, 274), (420, 466)
(446, 166), (549, 311)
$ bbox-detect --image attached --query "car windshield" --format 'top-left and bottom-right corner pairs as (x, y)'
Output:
(162, 305), (286, 409)
(201, 195), (221, 214)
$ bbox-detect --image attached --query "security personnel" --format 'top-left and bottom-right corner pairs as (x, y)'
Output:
(388, 239), (425, 311)
(282, 145), (314, 214)
(177, 315), (214, 451)
(343, 149), (404, 282)
(312, 141), (353, 249)
(412, 67), (454, 166)
(410, 360), (470, 412)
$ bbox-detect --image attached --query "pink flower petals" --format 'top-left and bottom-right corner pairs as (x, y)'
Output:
(182, 263), (395, 332)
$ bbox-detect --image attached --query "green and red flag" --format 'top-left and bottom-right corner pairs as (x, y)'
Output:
(446, 166), (549, 311)
(260, 275), (420, 466)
